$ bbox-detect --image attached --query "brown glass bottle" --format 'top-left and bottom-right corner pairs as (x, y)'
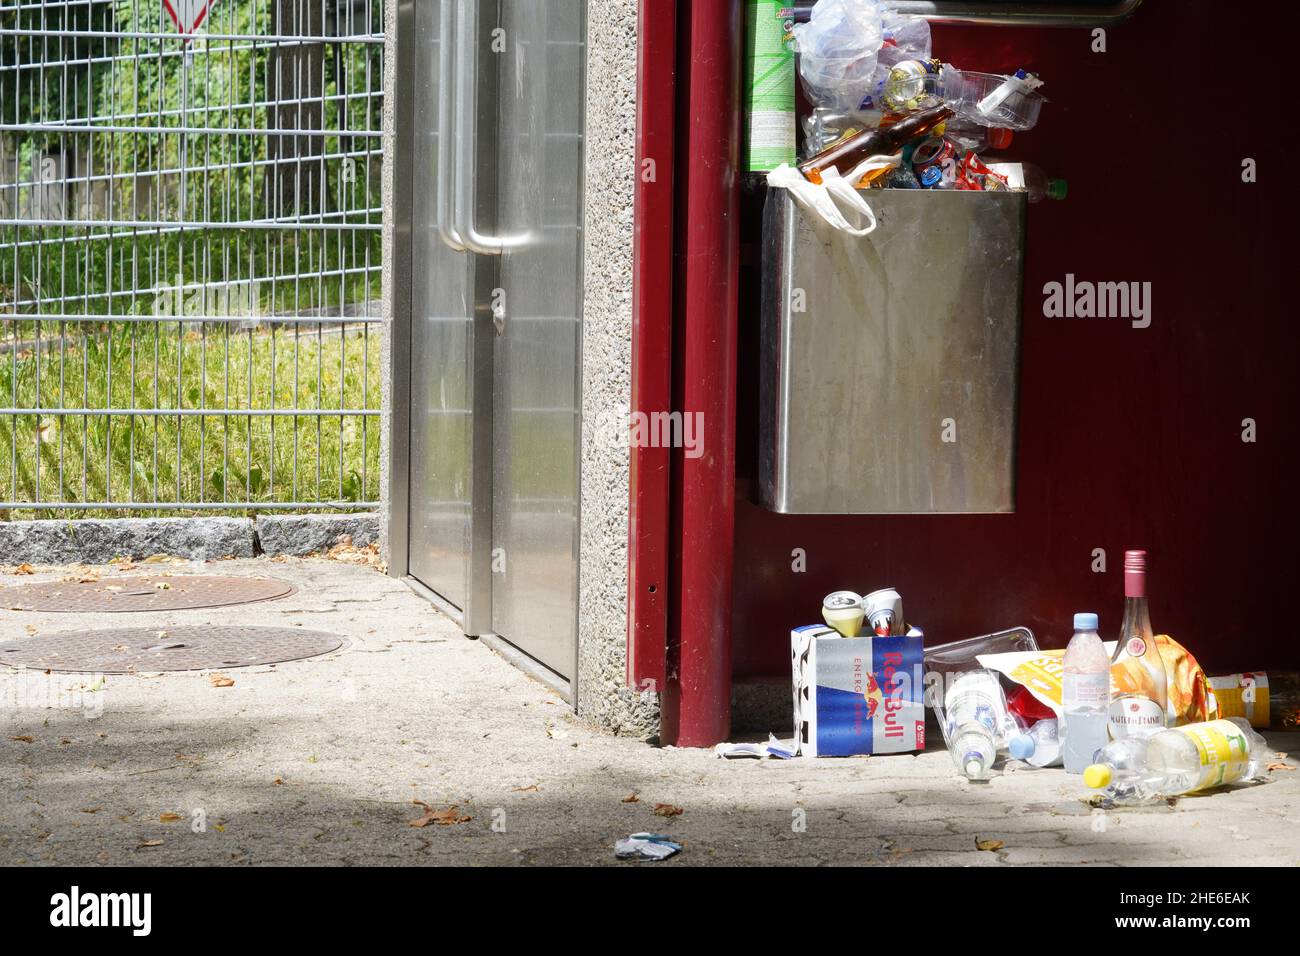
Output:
(797, 105), (954, 185)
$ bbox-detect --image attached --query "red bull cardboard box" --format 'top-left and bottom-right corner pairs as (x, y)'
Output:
(791, 625), (926, 757)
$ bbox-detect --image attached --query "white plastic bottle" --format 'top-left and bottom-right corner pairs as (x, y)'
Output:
(943, 670), (1009, 780)
(1061, 612), (1111, 774)
(1085, 717), (1270, 805)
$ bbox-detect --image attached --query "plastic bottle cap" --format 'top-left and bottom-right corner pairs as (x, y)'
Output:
(1047, 179), (1068, 201)
(1084, 764), (1112, 789)
(1073, 612), (1099, 631)
(988, 127), (1014, 150)
(1008, 734), (1034, 760)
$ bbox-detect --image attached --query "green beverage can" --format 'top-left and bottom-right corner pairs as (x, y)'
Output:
(744, 0), (796, 173)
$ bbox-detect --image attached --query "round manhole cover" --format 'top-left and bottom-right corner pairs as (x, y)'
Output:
(0, 626), (345, 673)
(1, 575), (295, 613)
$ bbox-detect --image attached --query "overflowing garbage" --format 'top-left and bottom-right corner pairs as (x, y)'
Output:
(785, 549), (1291, 808)
(739, 0), (1292, 809)
(749, 0), (1065, 235)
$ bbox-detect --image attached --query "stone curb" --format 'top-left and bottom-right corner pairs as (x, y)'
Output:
(0, 513), (379, 564)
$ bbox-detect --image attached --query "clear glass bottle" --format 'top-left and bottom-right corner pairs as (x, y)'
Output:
(1108, 550), (1168, 739)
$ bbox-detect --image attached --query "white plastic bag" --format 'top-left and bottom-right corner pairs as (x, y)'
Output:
(791, 0), (884, 110)
(767, 153), (900, 237)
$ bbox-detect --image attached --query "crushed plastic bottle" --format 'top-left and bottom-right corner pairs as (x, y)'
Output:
(1084, 717), (1270, 805)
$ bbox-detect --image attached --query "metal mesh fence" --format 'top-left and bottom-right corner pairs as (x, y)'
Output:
(0, 0), (383, 515)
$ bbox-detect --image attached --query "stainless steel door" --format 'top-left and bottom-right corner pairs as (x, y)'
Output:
(406, 0), (494, 630)
(491, 0), (584, 678)
(404, 0), (583, 680)
(407, 0), (473, 611)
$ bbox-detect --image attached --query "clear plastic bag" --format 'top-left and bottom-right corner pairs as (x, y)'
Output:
(792, 0), (884, 110)
(878, 11), (931, 68)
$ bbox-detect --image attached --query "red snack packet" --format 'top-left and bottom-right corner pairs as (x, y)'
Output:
(1007, 684), (1056, 724)
(954, 151), (1010, 191)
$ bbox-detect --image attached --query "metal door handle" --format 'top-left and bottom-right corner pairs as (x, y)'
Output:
(436, 0), (466, 251)
(453, 0), (531, 255)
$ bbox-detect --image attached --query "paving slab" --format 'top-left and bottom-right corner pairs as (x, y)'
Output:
(1, 558), (1297, 867)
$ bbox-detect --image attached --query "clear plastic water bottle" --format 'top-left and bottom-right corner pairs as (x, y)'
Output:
(1085, 717), (1270, 805)
(950, 722), (997, 780)
(1008, 717), (1062, 767)
(943, 670), (1009, 780)
(1061, 612), (1110, 774)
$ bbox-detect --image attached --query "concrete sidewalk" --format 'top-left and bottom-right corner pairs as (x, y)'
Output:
(2, 558), (1297, 866)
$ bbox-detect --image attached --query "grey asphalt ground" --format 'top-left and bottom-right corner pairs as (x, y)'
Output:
(2, 557), (1298, 866)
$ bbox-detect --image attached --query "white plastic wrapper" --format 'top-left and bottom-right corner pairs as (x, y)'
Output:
(792, 0), (884, 110)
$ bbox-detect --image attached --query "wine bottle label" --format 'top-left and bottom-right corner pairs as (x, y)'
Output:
(1176, 719), (1252, 792)
(1107, 695), (1165, 737)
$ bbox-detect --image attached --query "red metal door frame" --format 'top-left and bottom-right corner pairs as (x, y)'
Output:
(629, 0), (741, 747)
(627, 0), (676, 693)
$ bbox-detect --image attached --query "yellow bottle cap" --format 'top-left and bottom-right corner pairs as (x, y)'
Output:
(1084, 764), (1112, 789)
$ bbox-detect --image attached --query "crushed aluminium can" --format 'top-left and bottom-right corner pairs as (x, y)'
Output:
(912, 136), (959, 189)
(863, 588), (905, 637)
(822, 590), (866, 638)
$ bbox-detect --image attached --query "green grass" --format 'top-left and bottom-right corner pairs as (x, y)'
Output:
(0, 320), (381, 517)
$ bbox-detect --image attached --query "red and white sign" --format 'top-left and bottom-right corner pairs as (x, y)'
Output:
(163, 0), (214, 38)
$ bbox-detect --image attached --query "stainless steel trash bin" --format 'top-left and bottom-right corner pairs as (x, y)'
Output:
(757, 187), (1027, 514)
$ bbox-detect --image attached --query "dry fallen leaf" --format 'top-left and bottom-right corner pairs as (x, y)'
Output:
(154, 581), (172, 590)
(621, 793), (640, 804)
(652, 803), (683, 818)
(209, 674), (235, 688)
(512, 784), (540, 792)
(323, 538), (387, 573)
(159, 813), (184, 823)
(273, 777), (285, 786)
(1266, 762), (1295, 773)
(137, 839), (164, 849)
(14, 563), (34, 575)
(9, 735), (34, 743)
(976, 838), (1004, 852)
(409, 802), (472, 828)
(80, 807), (101, 814)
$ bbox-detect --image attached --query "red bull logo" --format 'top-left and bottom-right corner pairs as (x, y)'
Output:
(861, 671), (884, 720)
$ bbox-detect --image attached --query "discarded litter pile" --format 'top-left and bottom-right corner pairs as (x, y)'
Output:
(766, 549), (1293, 810)
(753, 0), (1065, 236)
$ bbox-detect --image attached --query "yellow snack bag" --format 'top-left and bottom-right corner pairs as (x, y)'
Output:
(978, 634), (1214, 726)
